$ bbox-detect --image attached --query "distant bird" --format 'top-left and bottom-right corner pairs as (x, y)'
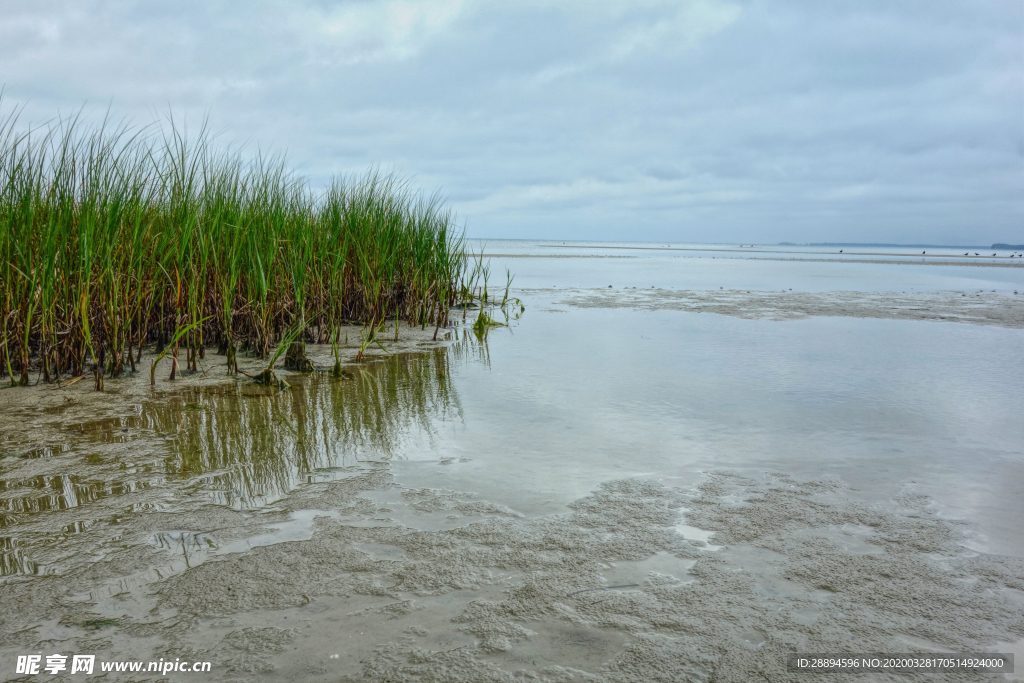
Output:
(964, 253), (968, 256)
(975, 253), (979, 256)
(993, 253), (997, 256)
(922, 251), (926, 254)
(839, 249), (843, 253)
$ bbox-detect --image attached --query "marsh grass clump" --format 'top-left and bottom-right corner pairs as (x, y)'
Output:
(459, 252), (521, 339)
(0, 103), (466, 389)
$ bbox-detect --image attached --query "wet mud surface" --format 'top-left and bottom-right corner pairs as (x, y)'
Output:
(3, 426), (1023, 682)
(2, 314), (1023, 681)
(549, 288), (1024, 328)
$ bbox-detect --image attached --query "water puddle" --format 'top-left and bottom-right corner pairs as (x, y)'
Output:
(827, 523), (886, 555)
(674, 514), (723, 550)
(352, 541), (408, 560)
(485, 621), (626, 674)
(217, 509), (342, 554)
(737, 629), (767, 648)
(149, 509), (342, 565)
(600, 551), (696, 588)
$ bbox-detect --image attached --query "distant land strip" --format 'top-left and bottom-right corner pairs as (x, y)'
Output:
(535, 244), (1024, 260)
(795, 243), (1022, 249)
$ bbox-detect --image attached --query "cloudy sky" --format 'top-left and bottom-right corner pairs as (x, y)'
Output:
(1, 0), (1021, 244)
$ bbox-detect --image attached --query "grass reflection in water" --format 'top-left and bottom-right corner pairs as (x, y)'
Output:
(153, 345), (465, 508)
(0, 336), (484, 576)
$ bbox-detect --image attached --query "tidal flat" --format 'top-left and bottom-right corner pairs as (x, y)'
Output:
(2, 243), (1024, 682)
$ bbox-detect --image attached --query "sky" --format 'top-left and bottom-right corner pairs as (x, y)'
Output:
(1, 0), (1021, 244)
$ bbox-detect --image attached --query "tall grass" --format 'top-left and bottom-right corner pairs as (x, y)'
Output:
(0, 103), (466, 389)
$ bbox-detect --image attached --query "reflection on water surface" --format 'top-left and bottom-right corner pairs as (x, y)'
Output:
(159, 347), (463, 508)
(0, 337), (484, 576)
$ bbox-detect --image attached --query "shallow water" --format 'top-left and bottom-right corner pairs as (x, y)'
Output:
(403, 303), (1024, 556)
(474, 239), (1024, 293)
(2, 241), (1024, 681)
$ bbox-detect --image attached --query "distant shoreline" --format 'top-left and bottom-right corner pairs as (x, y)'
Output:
(799, 242), (1024, 250)
(528, 244), (1024, 264)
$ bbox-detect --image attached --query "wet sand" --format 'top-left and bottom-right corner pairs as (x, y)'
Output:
(2, 307), (1023, 681)
(3, 464), (1022, 681)
(550, 288), (1024, 329)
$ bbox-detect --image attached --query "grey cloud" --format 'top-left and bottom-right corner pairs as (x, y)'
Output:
(0, 0), (1020, 243)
